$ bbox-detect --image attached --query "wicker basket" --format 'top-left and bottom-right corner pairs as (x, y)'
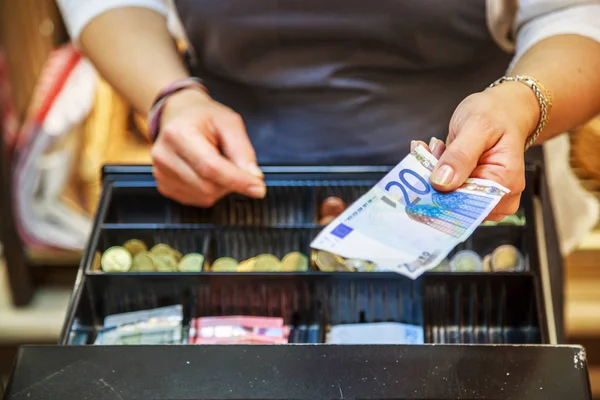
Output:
(573, 116), (600, 184)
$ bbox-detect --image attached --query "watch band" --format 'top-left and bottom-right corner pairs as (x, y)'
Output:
(488, 75), (552, 151)
(147, 77), (209, 142)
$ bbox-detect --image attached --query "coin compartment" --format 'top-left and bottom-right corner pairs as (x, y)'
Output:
(312, 182), (373, 224)
(207, 227), (312, 270)
(88, 227), (212, 273)
(213, 185), (313, 226)
(467, 225), (530, 271)
(104, 185), (217, 224)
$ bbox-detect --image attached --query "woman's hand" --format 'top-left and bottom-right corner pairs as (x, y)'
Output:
(150, 89), (266, 207)
(413, 82), (540, 221)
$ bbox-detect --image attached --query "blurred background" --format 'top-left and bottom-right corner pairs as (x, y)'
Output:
(0, 0), (599, 394)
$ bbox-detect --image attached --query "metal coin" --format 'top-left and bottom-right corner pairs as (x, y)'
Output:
(177, 253), (205, 272)
(237, 257), (256, 272)
(150, 243), (176, 256)
(318, 215), (337, 226)
(101, 246), (133, 272)
(320, 196), (347, 218)
(344, 258), (372, 272)
(155, 253), (178, 272)
(254, 254), (282, 272)
(90, 251), (102, 271)
(281, 252), (309, 272)
(482, 254), (493, 272)
(430, 258), (450, 272)
(132, 252), (157, 272)
(491, 245), (525, 272)
(449, 250), (483, 272)
(123, 239), (148, 256)
(312, 250), (346, 272)
(211, 257), (238, 272)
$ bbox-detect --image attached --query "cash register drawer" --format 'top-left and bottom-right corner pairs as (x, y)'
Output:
(59, 164), (553, 346)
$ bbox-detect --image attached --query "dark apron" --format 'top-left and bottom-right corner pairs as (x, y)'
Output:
(174, 0), (513, 165)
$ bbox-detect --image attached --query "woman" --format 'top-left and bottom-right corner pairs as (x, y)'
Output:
(56, 0), (600, 222)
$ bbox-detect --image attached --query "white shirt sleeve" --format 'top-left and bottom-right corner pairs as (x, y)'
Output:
(510, 0), (600, 69)
(56, 0), (169, 41)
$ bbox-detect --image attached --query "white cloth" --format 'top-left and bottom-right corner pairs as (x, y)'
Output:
(544, 134), (599, 255)
(56, 0), (600, 255)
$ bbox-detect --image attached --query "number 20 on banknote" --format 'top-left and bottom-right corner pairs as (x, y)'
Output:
(382, 168), (431, 208)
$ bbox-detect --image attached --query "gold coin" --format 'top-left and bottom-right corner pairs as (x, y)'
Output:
(177, 253), (205, 272)
(237, 257), (256, 272)
(312, 250), (346, 272)
(362, 262), (377, 272)
(132, 252), (157, 272)
(150, 243), (175, 255)
(491, 245), (524, 272)
(211, 257), (238, 272)
(254, 254), (282, 272)
(101, 246), (133, 272)
(430, 259), (450, 272)
(281, 252), (309, 272)
(155, 253), (178, 272)
(91, 251), (102, 271)
(122, 239), (148, 256)
(482, 254), (493, 272)
(151, 243), (183, 261)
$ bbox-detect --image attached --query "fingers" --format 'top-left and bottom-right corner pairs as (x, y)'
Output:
(410, 140), (430, 153)
(485, 213), (506, 222)
(213, 111), (263, 178)
(173, 126), (266, 198)
(151, 145), (229, 207)
(428, 137), (446, 159)
(430, 117), (494, 192)
(153, 165), (228, 207)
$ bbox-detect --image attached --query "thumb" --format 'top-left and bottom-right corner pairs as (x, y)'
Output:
(213, 111), (263, 178)
(430, 120), (488, 191)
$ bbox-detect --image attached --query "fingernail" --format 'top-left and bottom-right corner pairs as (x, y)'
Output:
(429, 137), (438, 153)
(245, 163), (264, 178)
(248, 184), (266, 198)
(410, 141), (417, 152)
(432, 165), (454, 186)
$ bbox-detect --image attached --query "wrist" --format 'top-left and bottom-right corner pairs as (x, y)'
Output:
(147, 77), (210, 142)
(487, 81), (540, 143)
(160, 88), (211, 130)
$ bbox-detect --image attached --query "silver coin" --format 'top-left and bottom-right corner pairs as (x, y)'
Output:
(450, 250), (483, 272)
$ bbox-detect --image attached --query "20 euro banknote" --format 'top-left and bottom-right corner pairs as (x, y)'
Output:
(310, 145), (510, 279)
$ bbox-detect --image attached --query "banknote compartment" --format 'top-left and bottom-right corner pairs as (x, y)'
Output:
(63, 273), (544, 346)
(422, 274), (542, 344)
(318, 277), (423, 327)
(87, 227), (212, 273)
(64, 276), (321, 344)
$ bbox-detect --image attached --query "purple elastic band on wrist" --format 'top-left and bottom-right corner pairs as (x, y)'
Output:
(147, 77), (208, 142)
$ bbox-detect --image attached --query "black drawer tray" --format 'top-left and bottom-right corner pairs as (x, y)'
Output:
(60, 165), (549, 346)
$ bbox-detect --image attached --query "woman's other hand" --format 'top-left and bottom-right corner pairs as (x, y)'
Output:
(151, 89), (266, 207)
(417, 82), (540, 221)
